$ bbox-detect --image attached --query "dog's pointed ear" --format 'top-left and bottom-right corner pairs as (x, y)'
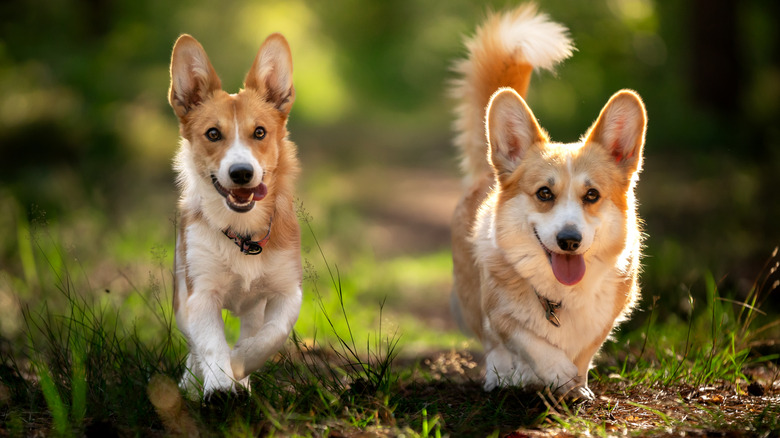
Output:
(584, 90), (647, 173)
(244, 33), (295, 115)
(169, 35), (222, 119)
(487, 88), (548, 176)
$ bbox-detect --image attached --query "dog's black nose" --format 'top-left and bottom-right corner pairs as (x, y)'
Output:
(229, 163), (254, 185)
(556, 228), (582, 252)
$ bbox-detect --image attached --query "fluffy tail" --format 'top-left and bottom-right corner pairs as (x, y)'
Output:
(450, 4), (574, 182)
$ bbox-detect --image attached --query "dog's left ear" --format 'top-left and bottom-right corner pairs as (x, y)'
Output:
(245, 33), (295, 115)
(585, 90), (647, 173)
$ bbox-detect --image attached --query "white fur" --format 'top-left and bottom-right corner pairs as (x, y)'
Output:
(496, 4), (575, 71)
(214, 115), (264, 189)
(451, 3), (574, 184)
(175, 142), (274, 236)
(175, 196), (301, 399)
(172, 106), (298, 401)
(473, 184), (625, 399)
(449, 7), (646, 400)
(169, 33), (301, 400)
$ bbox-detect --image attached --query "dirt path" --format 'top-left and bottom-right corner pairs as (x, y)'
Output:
(394, 350), (780, 437)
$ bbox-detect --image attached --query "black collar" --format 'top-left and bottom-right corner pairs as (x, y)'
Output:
(222, 217), (272, 255)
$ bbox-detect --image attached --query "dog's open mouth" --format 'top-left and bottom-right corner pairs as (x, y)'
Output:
(211, 175), (268, 213)
(534, 229), (586, 286)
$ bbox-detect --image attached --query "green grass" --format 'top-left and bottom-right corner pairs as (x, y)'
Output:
(0, 204), (778, 436)
(599, 261), (779, 389)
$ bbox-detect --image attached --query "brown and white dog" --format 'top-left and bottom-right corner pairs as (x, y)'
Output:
(168, 33), (302, 399)
(449, 5), (647, 399)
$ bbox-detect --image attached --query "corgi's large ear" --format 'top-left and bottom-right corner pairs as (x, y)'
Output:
(169, 35), (222, 119)
(245, 33), (295, 115)
(584, 90), (647, 173)
(487, 88), (548, 176)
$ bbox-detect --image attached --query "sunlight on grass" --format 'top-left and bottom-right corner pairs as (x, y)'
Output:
(600, 253), (779, 391)
(294, 205), (467, 351)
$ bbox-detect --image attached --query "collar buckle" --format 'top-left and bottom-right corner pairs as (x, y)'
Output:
(535, 290), (562, 327)
(222, 217), (272, 256)
(241, 240), (263, 255)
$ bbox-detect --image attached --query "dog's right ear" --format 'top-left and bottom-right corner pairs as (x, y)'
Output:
(169, 35), (222, 119)
(487, 88), (548, 176)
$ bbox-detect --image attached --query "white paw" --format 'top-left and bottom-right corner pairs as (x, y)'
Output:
(484, 347), (517, 391)
(484, 369), (501, 391)
(569, 383), (595, 401)
(236, 375), (251, 392)
(535, 357), (579, 390)
(202, 368), (237, 397)
(553, 374), (595, 401)
(179, 371), (202, 401)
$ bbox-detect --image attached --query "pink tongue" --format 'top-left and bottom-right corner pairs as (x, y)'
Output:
(230, 183), (267, 201)
(251, 183), (267, 201)
(550, 253), (586, 286)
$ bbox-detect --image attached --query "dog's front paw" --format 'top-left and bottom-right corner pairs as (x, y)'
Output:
(570, 384), (595, 401)
(236, 375), (251, 393)
(179, 372), (202, 401)
(484, 347), (518, 391)
(536, 356), (578, 389)
(552, 374), (594, 401)
(202, 369), (237, 398)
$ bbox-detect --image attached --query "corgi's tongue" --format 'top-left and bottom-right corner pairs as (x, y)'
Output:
(230, 183), (268, 202)
(550, 253), (586, 286)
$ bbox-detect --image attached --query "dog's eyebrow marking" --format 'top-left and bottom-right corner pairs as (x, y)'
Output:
(547, 177), (555, 186)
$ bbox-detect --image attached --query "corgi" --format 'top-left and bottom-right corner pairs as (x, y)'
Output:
(449, 5), (647, 399)
(168, 33), (302, 399)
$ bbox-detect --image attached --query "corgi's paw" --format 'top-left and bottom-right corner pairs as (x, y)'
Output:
(553, 374), (595, 401)
(571, 384), (595, 401)
(202, 373), (234, 398)
(179, 372), (202, 401)
(484, 347), (517, 391)
(536, 356), (578, 389)
(484, 368), (504, 391)
(236, 375), (251, 392)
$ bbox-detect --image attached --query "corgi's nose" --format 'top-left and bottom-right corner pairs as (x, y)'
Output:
(556, 228), (581, 252)
(229, 163), (254, 185)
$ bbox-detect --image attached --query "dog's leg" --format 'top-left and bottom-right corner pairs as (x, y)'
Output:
(503, 326), (594, 399)
(183, 291), (235, 397)
(572, 325), (613, 389)
(179, 350), (205, 400)
(484, 344), (517, 391)
(230, 298), (268, 391)
(230, 287), (301, 381)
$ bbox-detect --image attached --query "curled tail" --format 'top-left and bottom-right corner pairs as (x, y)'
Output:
(451, 4), (574, 182)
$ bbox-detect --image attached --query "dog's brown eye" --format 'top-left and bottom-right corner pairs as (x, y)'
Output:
(205, 128), (221, 142)
(254, 126), (266, 140)
(536, 187), (554, 202)
(584, 188), (600, 203)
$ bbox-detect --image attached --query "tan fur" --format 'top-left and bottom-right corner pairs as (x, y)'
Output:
(169, 33), (302, 398)
(451, 172), (493, 339)
(451, 4), (573, 181)
(449, 5), (646, 398)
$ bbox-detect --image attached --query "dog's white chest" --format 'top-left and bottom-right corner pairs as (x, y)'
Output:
(182, 222), (298, 315)
(541, 272), (621, 356)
